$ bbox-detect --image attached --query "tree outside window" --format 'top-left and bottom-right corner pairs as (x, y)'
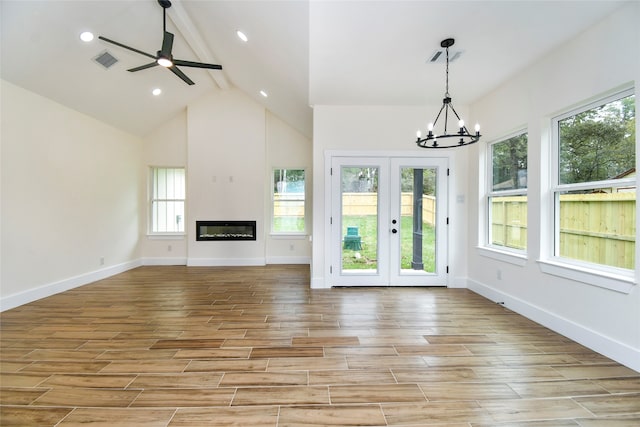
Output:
(553, 90), (635, 270)
(559, 95), (635, 185)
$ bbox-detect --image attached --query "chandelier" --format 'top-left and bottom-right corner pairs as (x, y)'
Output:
(416, 38), (481, 148)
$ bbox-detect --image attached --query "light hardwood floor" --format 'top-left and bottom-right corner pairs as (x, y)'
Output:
(1, 265), (639, 426)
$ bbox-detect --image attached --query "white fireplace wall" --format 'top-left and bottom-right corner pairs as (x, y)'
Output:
(140, 89), (312, 266)
(186, 88), (267, 266)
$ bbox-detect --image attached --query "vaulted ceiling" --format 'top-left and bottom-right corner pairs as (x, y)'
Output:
(0, 1), (627, 139)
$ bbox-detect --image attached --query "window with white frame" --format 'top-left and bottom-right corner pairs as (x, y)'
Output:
(488, 131), (528, 252)
(552, 88), (635, 271)
(150, 167), (185, 234)
(272, 168), (305, 234)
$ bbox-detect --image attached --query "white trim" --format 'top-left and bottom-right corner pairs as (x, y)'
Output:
(477, 246), (528, 266)
(0, 260), (141, 312)
(448, 275), (468, 288)
(270, 167), (307, 236)
(149, 166), (186, 235)
(269, 234), (308, 240)
(141, 257), (188, 266)
(537, 259), (635, 294)
(485, 130), (528, 254)
(311, 276), (329, 289)
(467, 278), (640, 373)
(265, 256), (311, 265)
(546, 87), (636, 286)
(147, 234), (186, 240)
(187, 257), (266, 267)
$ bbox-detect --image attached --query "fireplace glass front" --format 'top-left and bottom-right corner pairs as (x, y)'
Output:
(196, 221), (257, 241)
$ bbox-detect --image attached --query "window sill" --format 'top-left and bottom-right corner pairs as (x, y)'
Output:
(269, 233), (308, 240)
(537, 258), (635, 294)
(147, 234), (186, 240)
(477, 246), (528, 266)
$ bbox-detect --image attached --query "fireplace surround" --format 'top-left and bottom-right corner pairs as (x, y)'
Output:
(196, 221), (257, 241)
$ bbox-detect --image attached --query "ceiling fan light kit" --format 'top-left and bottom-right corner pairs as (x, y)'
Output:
(416, 38), (481, 149)
(98, 0), (222, 85)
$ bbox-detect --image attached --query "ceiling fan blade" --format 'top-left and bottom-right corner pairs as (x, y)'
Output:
(173, 59), (223, 70)
(161, 31), (174, 57)
(98, 36), (156, 60)
(128, 62), (159, 72)
(169, 65), (195, 85)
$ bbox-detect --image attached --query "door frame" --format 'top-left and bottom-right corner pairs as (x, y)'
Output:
(325, 151), (450, 287)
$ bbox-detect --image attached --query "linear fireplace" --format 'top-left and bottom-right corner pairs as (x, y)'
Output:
(196, 221), (257, 241)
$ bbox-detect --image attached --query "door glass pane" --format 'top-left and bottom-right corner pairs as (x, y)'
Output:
(399, 167), (436, 273)
(341, 166), (378, 273)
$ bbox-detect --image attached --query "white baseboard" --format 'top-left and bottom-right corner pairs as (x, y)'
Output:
(310, 277), (330, 289)
(467, 278), (640, 373)
(0, 260), (141, 312)
(141, 257), (188, 266)
(448, 275), (468, 288)
(265, 256), (311, 265)
(186, 257), (266, 267)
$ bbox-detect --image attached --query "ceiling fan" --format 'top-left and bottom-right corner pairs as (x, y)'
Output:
(98, 0), (222, 85)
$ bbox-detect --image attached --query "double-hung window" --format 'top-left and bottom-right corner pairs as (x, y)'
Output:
(272, 168), (306, 234)
(150, 167), (185, 234)
(550, 88), (635, 275)
(488, 131), (528, 253)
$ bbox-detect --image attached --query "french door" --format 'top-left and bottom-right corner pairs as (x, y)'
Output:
(330, 156), (448, 286)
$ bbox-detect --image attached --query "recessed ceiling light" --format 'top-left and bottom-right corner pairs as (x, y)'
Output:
(80, 31), (94, 42)
(259, 90), (268, 98)
(236, 30), (248, 42)
(152, 88), (162, 96)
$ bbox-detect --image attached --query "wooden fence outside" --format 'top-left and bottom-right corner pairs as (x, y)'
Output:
(274, 194), (305, 218)
(341, 193), (436, 225)
(491, 193), (635, 269)
(277, 192), (635, 269)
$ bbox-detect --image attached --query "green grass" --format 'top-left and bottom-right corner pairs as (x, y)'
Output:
(342, 215), (436, 271)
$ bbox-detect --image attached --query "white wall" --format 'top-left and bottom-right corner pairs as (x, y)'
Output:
(186, 88), (267, 265)
(140, 111), (189, 265)
(265, 110), (313, 264)
(1, 80), (143, 310)
(311, 105), (473, 288)
(466, 3), (640, 370)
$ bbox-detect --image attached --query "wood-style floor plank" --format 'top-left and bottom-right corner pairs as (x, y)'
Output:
(1, 265), (639, 426)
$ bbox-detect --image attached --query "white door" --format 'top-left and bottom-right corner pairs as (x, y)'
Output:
(330, 156), (448, 286)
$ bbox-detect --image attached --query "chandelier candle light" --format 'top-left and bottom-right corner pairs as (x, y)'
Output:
(416, 38), (481, 148)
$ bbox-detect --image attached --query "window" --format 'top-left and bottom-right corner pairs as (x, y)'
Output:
(150, 167), (185, 234)
(272, 168), (305, 234)
(488, 131), (528, 252)
(552, 89), (635, 271)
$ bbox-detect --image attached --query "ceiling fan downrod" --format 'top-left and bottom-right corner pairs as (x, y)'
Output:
(159, 0), (171, 34)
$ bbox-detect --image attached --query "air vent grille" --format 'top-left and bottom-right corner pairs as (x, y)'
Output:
(428, 49), (463, 64)
(93, 50), (118, 69)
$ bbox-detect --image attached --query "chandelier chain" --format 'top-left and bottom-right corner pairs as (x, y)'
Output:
(445, 44), (450, 98)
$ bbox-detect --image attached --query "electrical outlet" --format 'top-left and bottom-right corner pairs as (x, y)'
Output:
(100, 257), (105, 266)
(497, 269), (502, 280)
(168, 244), (172, 252)
(289, 244), (295, 251)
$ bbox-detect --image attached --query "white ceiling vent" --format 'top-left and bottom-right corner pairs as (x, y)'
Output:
(428, 49), (463, 64)
(93, 50), (118, 69)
